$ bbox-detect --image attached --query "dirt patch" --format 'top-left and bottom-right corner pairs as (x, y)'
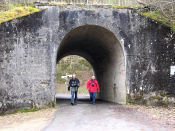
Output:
(124, 105), (175, 130)
(0, 108), (57, 131)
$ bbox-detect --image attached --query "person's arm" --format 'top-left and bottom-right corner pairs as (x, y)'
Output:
(87, 80), (90, 90)
(96, 81), (100, 92)
(68, 80), (71, 91)
(77, 79), (80, 88)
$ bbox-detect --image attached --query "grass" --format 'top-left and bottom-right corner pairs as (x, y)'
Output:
(52, 101), (57, 108)
(15, 102), (58, 114)
(48, 1), (71, 6)
(111, 4), (141, 9)
(141, 11), (175, 31)
(16, 108), (40, 113)
(0, 4), (40, 24)
(78, 87), (89, 94)
(56, 84), (89, 94)
(151, 95), (163, 100)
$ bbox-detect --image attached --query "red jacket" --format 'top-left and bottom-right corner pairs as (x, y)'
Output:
(87, 79), (100, 93)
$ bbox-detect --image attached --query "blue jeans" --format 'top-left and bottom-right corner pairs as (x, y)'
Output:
(90, 92), (96, 104)
(89, 91), (92, 101)
(71, 91), (77, 104)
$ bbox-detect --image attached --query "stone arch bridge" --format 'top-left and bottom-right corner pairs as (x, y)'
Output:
(0, 5), (175, 114)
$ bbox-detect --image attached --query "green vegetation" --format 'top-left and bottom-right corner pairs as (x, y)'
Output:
(151, 95), (163, 100)
(15, 101), (57, 114)
(56, 55), (93, 94)
(106, 0), (114, 5)
(162, 98), (169, 107)
(0, 4), (40, 24)
(77, 86), (89, 94)
(52, 101), (57, 108)
(126, 94), (132, 103)
(48, 1), (70, 6)
(16, 108), (39, 113)
(133, 95), (143, 100)
(167, 94), (175, 97)
(57, 72), (66, 84)
(141, 11), (175, 31)
(79, 59), (92, 70)
(111, 4), (140, 9)
(160, 91), (166, 97)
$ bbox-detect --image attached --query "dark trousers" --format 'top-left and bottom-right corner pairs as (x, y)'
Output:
(90, 92), (96, 104)
(89, 92), (92, 101)
(71, 91), (78, 104)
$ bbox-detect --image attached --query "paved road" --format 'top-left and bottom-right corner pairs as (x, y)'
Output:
(44, 99), (170, 131)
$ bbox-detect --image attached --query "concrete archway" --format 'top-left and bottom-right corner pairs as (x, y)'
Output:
(57, 25), (126, 104)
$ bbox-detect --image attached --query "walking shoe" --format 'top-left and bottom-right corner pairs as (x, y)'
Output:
(71, 103), (74, 106)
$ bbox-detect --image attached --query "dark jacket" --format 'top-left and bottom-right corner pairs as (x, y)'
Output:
(68, 78), (80, 91)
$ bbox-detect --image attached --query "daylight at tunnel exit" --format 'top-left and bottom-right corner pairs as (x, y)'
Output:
(0, 0), (175, 131)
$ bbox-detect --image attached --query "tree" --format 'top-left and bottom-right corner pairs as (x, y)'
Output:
(137, 0), (175, 25)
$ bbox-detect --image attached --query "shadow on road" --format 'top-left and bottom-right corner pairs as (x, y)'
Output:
(56, 93), (104, 105)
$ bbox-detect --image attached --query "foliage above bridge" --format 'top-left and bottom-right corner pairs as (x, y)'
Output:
(0, 4), (40, 24)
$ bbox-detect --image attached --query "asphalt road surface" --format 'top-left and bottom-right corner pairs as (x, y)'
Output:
(44, 98), (170, 131)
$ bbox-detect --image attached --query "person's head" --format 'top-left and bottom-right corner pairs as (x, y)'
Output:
(72, 74), (76, 79)
(91, 75), (95, 80)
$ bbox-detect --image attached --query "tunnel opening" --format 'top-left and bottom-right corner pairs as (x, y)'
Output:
(56, 55), (94, 99)
(56, 25), (126, 104)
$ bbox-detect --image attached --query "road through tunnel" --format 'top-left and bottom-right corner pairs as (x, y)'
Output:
(57, 25), (126, 104)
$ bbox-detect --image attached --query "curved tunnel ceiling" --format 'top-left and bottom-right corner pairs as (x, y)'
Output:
(56, 25), (126, 103)
(57, 25), (122, 71)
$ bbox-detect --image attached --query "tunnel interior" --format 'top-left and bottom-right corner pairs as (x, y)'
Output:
(57, 25), (126, 104)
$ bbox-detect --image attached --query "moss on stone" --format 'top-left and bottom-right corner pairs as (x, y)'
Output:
(126, 94), (132, 103)
(15, 101), (57, 114)
(134, 95), (143, 100)
(151, 95), (163, 100)
(16, 108), (40, 113)
(127, 91), (175, 107)
(111, 5), (141, 9)
(0, 6), (40, 24)
(52, 101), (57, 108)
(167, 94), (175, 97)
(141, 11), (175, 31)
(139, 90), (144, 96)
(48, 2), (71, 6)
(162, 99), (168, 107)
(160, 91), (166, 97)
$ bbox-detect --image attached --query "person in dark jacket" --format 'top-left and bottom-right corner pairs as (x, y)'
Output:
(87, 75), (100, 104)
(68, 74), (80, 105)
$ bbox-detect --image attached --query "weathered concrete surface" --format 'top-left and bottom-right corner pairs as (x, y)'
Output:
(0, 11), (57, 114)
(44, 100), (169, 131)
(57, 25), (126, 104)
(0, 5), (175, 114)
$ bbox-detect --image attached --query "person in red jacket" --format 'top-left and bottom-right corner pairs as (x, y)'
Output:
(87, 75), (100, 104)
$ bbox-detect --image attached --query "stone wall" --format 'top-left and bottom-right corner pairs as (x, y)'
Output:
(0, 5), (175, 114)
(0, 10), (57, 114)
